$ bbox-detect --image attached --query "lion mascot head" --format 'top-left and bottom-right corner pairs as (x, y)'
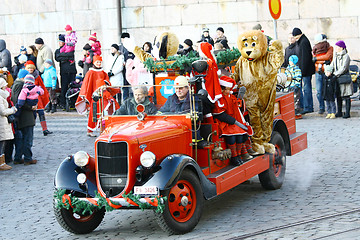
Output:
(153, 31), (179, 59)
(237, 30), (268, 62)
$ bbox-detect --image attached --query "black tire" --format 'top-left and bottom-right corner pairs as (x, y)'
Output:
(258, 131), (286, 190)
(53, 197), (105, 234)
(155, 169), (204, 235)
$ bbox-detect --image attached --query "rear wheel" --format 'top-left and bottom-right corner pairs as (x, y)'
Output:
(155, 169), (204, 235)
(53, 197), (105, 234)
(258, 131), (286, 190)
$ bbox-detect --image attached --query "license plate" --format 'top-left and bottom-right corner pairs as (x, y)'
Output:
(134, 186), (159, 195)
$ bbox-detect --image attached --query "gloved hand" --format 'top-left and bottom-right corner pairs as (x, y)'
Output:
(312, 57), (317, 63)
(234, 121), (248, 131)
(108, 71), (114, 77)
(67, 42), (74, 46)
(78, 60), (84, 68)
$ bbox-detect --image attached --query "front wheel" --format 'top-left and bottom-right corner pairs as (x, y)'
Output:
(258, 131), (286, 190)
(155, 169), (204, 235)
(53, 197), (105, 234)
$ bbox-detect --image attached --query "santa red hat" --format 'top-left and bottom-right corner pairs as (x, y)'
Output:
(89, 33), (97, 41)
(93, 55), (102, 63)
(219, 76), (236, 90)
(65, 24), (72, 31)
(199, 42), (216, 64)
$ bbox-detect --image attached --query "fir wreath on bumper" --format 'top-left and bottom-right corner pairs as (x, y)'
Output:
(54, 189), (167, 215)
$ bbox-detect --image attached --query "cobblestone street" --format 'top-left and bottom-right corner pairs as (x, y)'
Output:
(1, 110), (360, 240)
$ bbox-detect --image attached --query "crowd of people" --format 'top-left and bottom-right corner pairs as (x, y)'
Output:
(0, 24), (356, 171)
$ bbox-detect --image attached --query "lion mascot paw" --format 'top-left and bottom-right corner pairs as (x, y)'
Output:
(232, 30), (284, 154)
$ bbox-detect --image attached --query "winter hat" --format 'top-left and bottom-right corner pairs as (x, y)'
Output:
(44, 59), (53, 65)
(89, 33), (97, 42)
(219, 76), (236, 90)
(20, 46), (27, 52)
(18, 54), (28, 63)
(111, 44), (119, 51)
(199, 42), (216, 64)
(217, 27), (224, 33)
(289, 55), (298, 65)
(0, 77), (7, 89)
(324, 64), (334, 73)
(202, 27), (209, 33)
(17, 69), (29, 79)
(252, 24), (262, 30)
(58, 34), (65, 42)
(35, 37), (44, 44)
(292, 28), (302, 36)
(65, 24), (72, 31)
(25, 60), (36, 70)
(184, 39), (193, 47)
(24, 74), (35, 85)
(314, 34), (323, 44)
(93, 55), (102, 63)
(83, 43), (91, 51)
(174, 76), (189, 88)
(121, 32), (130, 39)
(335, 40), (346, 49)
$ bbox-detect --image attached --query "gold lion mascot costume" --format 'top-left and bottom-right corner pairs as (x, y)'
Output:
(232, 30), (284, 155)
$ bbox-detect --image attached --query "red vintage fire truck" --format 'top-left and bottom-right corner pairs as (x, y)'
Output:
(53, 61), (307, 235)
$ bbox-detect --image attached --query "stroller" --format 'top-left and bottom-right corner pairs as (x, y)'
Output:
(349, 60), (360, 100)
(65, 74), (83, 111)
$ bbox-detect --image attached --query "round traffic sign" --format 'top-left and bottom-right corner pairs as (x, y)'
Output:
(269, 0), (281, 20)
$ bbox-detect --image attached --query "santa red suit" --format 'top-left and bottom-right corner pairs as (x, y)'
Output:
(75, 56), (119, 133)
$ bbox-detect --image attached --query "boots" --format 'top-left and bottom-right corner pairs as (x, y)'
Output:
(228, 143), (242, 166)
(240, 143), (253, 162)
(343, 97), (351, 118)
(45, 103), (52, 113)
(0, 154), (12, 170)
(51, 104), (57, 113)
(335, 97), (343, 117)
(40, 114), (53, 136)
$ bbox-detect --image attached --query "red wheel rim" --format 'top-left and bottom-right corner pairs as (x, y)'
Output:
(167, 180), (197, 222)
(273, 144), (282, 177)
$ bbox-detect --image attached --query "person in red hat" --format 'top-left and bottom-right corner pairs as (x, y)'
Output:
(212, 76), (253, 166)
(88, 33), (102, 56)
(60, 25), (77, 58)
(75, 55), (119, 137)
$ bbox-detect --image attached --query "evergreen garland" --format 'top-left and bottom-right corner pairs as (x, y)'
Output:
(54, 189), (167, 215)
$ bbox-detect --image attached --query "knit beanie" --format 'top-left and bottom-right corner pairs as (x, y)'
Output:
(121, 32), (130, 39)
(217, 27), (224, 33)
(17, 69), (29, 79)
(335, 40), (346, 49)
(25, 60), (36, 70)
(44, 59), (53, 65)
(20, 46), (27, 52)
(314, 33), (323, 44)
(202, 27), (209, 33)
(111, 44), (120, 51)
(292, 28), (302, 36)
(35, 37), (44, 44)
(324, 64), (333, 73)
(89, 33), (97, 42)
(93, 55), (102, 63)
(58, 34), (65, 42)
(289, 55), (298, 65)
(65, 24), (72, 31)
(184, 39), (193, 47)
(24, 74), (35, 85)
(18, 54), (28, 63)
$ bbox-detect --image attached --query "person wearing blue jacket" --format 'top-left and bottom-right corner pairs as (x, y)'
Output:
(41, 59), (58, 113)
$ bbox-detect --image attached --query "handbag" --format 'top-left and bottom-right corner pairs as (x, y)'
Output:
(337, 72), (352, 84)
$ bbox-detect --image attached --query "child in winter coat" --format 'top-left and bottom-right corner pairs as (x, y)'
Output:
(286, 55), (303, 115)
(88, 33), (101, 56)
(41, 59), (57, 113)
(212, 76), (253, 166)
(323, 65), (337, 119)
(60, 25), (77, 54)
(15, 74), (44, 117)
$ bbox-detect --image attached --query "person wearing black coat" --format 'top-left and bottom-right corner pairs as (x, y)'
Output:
(292, 28), (315, 114)
(282, 33), (297, 67)
(54, 34), (77, 110)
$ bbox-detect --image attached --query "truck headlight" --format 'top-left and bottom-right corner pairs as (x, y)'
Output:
(140, 151), (156, 168)
(77, 173), (87, 184)
(74, 151), (89, 167)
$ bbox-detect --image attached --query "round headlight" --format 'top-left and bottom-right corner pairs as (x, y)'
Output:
(74, 151), (89, 167)
(77, 173), (87, 184)
(140, 151), (156, 168)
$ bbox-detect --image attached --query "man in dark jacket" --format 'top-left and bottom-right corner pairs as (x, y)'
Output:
(292, 28), (315, 114)
(11, 70), (37, 165)
(282, 33), (297, 67)
(55, 34), (77, 110)
(0, 39), (12, 72)
(114, 85), (157, 115)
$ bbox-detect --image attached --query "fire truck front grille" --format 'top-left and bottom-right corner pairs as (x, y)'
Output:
(97, 141), (128, 197)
